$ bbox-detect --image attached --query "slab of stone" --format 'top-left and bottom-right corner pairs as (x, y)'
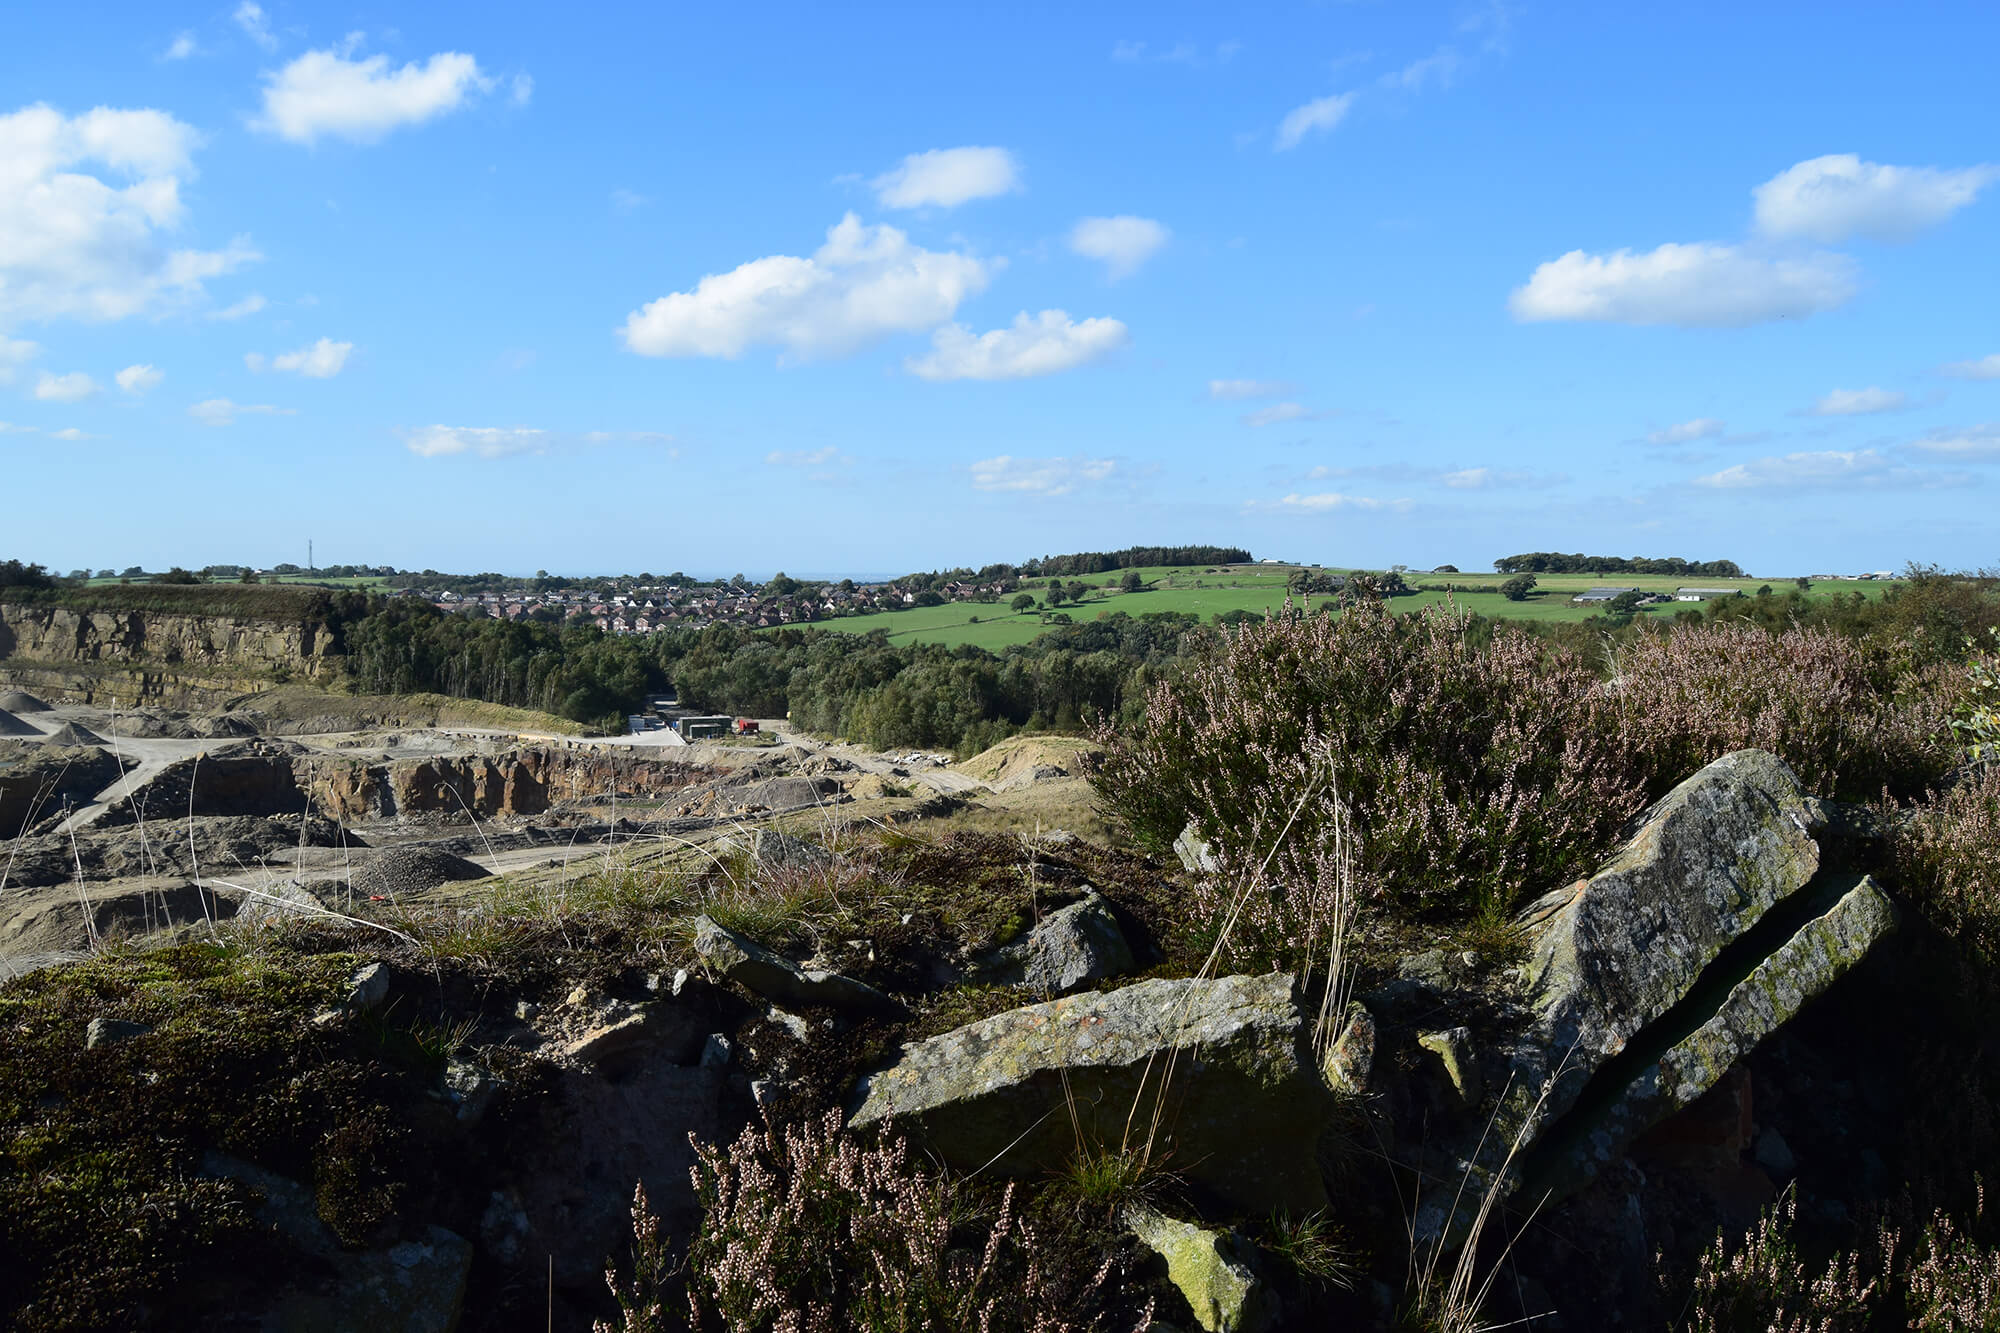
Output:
(850, 972), (1326, 1216)
(692, 914), (900, 1014)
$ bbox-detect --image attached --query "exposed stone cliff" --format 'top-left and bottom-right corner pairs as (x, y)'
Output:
(0, 602), (337, 706)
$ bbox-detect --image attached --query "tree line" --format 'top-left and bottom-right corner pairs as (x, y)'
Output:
(1492, 552), (1745, 576)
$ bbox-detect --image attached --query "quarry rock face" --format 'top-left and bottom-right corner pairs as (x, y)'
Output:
(849, 972), (1326, 1216)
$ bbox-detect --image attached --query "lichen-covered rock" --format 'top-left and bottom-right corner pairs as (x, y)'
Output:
(1518, 748), (1821, 1075)
(977, 891), (1135, 995)
(1174, 821), (1221, 874)
(1413, 751), (1881, 1240)
(692, 914), (900, 1014)
(1127, 1204), (1271, 1332)
(1534, 873), (1896, 1200)
(849, 972), (1326, 1216)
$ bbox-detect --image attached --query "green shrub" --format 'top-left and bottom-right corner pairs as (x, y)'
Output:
(1892, 766), (2000, 964)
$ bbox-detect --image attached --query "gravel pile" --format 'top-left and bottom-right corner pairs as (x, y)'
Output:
(351, 846), (490, 899)
(0, 692), (51, 714)
(42, 722), (107, 746)
(0, 709), (40, 737)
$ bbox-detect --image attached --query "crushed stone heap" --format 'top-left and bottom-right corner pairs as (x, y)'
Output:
(349, 846), (490, 899)
(0, 692), (52, 714)
(0, 710), (41, 738)
(41, 722), (106, 747)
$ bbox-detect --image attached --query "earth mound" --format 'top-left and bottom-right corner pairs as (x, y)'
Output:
(0, 710), (40, 738)
(350, 845), (490, 899)
(0, 692), (51, 714)
(956, 735), (1103, 791)
(42, 722), (106, 746)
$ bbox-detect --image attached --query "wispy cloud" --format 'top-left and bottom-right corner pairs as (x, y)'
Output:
(766, 446), (849, 467)
(1069, 215), (1169, 280)
(34, 371), (99, 402)
(1754, 154), (2000, 243)
(1208, 378), (1291, 401)
(1942, 353), (2000, 381)
(969, 455), (1115, 497)
(1907, 423), (2000, 461)
(1647, 417), (1727, 445)
(907, 310), (1127, 381)
(404, 425), (673, 459)
(1809, 386), (1907, 416)
(115, 364), (164, 394)
(1692, 447), (1955, 491)
(207, 293), (267, 321)
(1273, 93), (1355, 152)
(1511, 242), (1856, 327)
(1257, 491), (1412, 513)
(190, 397), (294, 427)
(1242, 401), (1331, 427)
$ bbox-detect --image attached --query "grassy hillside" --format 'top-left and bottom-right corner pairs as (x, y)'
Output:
(807, 565), (1901, 649)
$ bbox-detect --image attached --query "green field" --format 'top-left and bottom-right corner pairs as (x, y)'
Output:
(804, 565), (1901, 650)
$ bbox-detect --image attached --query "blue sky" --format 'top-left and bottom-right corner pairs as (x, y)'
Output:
(3, 2), (1997, 578)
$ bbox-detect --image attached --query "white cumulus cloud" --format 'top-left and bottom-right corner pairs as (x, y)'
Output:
(404, 425), (548, 458)
(189, 398), (292, 427)
(1208, 378), (1290, 400)
(115, 364), (163, 393)
(1069, 215), (1169, 280)
(1274, 92), (1355, 151)
(621, 214), (993, 362)
(1753, 154), (2000, 243)
(252, 336), (353, 378)
(1509, 242), (1856, 327)
(163, 33), (198, 61)
(871, 147), (1021, 209)
(34, 371), (98, 402)
(906, 310), (1128, 382)
(969, 455), (1115, 497)
(1648, 417), (1726, 445)
(255, 47), (499, 145)
(0, 103), (257, 325)
(1810, 386), (1907, 416)
(1942, 353), (2000, 381)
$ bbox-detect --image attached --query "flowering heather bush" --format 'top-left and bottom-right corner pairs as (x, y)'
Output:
(1672, 1187), (2000, 1332)
(1613, 620), (1962, 802)
(670, 1110), (1146, 1333)
(1891, 765), (2000, 964)
(1092, 600), (1646, 928)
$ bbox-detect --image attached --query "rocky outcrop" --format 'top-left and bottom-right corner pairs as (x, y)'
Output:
(1404, 750), (1900, 1241)
(849, 972), (1326, 1216)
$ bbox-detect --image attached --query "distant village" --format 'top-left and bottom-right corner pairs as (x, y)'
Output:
(410, 574), (1021, 634)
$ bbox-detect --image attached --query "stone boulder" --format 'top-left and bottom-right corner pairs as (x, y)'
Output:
(849, 972), (1326, 1216)
(975, 891), (1135, 996)
(692, 915), (900, 1014)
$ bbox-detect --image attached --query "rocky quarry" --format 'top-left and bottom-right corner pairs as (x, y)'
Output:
(0, 712), (1955, 1330)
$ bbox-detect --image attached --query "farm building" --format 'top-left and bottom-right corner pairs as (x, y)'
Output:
(1572, 586), (1640, 603)
(1675, 587), (1741, 601)
(674, 715), (733, 740)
